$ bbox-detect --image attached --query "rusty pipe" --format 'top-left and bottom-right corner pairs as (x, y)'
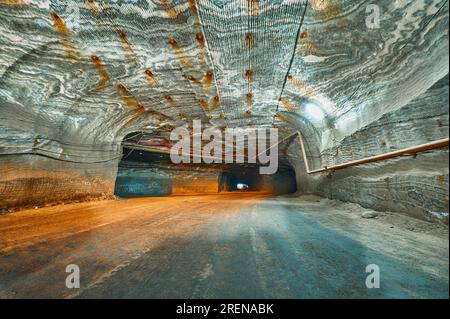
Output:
(297, 131), (449, 174)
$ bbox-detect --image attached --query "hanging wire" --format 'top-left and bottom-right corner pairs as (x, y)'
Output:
(272, 2), (308, 125)
(120, 131), (146, 161)
(0, 131), (149, 163)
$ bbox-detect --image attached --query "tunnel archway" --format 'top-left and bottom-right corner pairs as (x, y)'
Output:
(114, 132), (298, 198)
(114, 132), (173, 198)
(219, 165), (297, 195)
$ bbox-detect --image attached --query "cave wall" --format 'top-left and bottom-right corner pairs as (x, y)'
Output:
(0, 155), (118, 212)
(288, 75), (449, 223)
(0, 125), (120, 212)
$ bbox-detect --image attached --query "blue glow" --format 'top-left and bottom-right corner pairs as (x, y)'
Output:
(304, 103), (326, 121)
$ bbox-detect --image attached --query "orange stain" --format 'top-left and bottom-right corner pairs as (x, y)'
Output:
(196, 33), (206, 64)
(437, 175), (446, 184)
(198, 99), (212, 119)
(297, 34), (318, 55)
(91, 55), (109, 88)
(296, 30), (319, 55)
(246, 92), (253, 105)
(196, 33), (205, 49)
(50, 13), (81, 62)
(245, 69), (253, 82)
(313, 0), (345, 27)
(61, 39), (81, 62)
(162, 124), (175, 132)
(187, 75), (202, 85)
(168, 37), (192, 68)
(198, 99), (209, 111)
(168, 37), (179, 48)
(164, 95), (177, 108)
(117, 29), (137, 64)
(157, 0), (178, 19)
(188, 0), (198, 17)
(165, 7), (178, 19)
(280, 97), (294, 112)
(273, 125), (282, 130)
(145, 69), (158, 86)
(287, 75), (317, 98)
(246, 0), (259, 16)
(275, 112), (290, 124)
(311, 0), (331, 11)
(50, 12), (70, 36)
(210, 96), (220, 109)
(321, 2), (341, 16)
(156, 114), (168, 128)
(136, 103), (145, 112)
(117, 83), (141, 110)
(124, 108), (146, 128)
(0, 0), (25, 5)
(245, 109), (253, 116)
(118, 84), (134, 108)
(203, 70), (213, 89)
(85, 0), (102, 13)
(245, 33), (254, 49)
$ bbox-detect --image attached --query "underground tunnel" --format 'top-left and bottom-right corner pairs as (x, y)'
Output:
(114, 131), (297, 197)
(0, 0), (449, 301)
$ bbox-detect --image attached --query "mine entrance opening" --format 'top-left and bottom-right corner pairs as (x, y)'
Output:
(219, 165), (297, 195)
(114, 132), (174, 198)
(114, 132), (298, 198)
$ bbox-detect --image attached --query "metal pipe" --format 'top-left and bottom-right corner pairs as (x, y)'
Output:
(297, 132), (310, 173)
(297, 130), (449, 174)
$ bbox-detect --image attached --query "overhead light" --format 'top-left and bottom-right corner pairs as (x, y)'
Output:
(237, 183), (248, 190)
(304, 103), (326, 121)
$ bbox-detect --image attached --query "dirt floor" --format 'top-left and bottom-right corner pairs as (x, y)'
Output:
(0, 192), (448, 298)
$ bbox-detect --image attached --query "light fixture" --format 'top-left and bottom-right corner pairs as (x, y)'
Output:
(304, 103), (326, 121)
(237, 183), (248, 190)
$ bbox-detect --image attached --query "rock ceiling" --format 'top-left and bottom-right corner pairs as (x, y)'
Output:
(0, 0), (448, 160)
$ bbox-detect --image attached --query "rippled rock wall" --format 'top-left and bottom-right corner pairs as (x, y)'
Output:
(0, 122), (120, 212)
(0, 155), (118, 212)
(288, 76), (449, 223)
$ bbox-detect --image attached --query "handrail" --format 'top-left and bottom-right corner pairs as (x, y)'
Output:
(297, 131), (449, 174)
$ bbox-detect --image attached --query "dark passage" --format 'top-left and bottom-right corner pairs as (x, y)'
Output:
(115, 138), (297, 198)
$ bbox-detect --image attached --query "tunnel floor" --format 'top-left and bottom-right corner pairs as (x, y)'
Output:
(0, 193), (448, 299)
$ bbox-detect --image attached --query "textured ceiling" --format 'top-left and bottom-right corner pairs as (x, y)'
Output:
(0, 0), (448, 159)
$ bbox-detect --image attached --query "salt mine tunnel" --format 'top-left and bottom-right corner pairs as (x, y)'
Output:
(0, 0), (448, 299)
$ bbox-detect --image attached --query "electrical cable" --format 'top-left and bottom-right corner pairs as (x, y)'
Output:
(272, 2), (308, 125)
